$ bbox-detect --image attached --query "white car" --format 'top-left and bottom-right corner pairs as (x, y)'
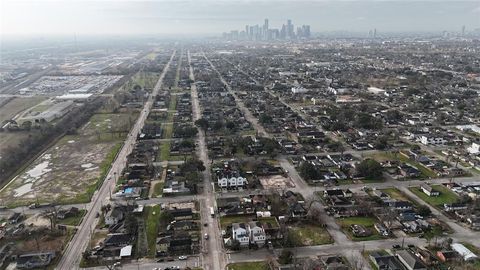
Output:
(178, 255), (187, 260)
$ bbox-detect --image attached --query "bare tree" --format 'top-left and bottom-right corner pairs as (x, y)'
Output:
(42, 204), (61, 231)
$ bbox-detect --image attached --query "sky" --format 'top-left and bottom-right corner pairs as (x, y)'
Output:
(1, 0), (480, 37)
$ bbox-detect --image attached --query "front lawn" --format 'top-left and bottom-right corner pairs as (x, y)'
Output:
(409, 185), (458, 207)
(227, 262), (268, 270)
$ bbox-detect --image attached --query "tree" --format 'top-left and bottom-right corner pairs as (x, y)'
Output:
(194, 118), (209, 130)
(124, 213), (138, 235)
(278, 250), (294, 264)
(374, 136), (389, 150)
(417, 205), (432, 217)
(260, 114), (273, 124)
(356, 159), (383, 179)
(43, 205), (60, 231)
(298, 162), (320, 181)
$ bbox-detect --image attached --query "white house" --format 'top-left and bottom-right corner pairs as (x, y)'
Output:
(467, 142), (480, 155)
(248, 221), (266, 246)
(291, 86), (308, 94)
(232, 223), (250, 247)
(420, 184), (440, 197)
(217, 176), (248, 189)
(420, 135), (447, 146)
(452, 243), (479, 261)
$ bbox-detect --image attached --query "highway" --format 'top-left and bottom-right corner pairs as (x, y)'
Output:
(56, 50), (177, 269)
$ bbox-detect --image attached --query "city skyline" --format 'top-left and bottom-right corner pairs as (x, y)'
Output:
(223, 18), (311, 40)
(1, 0), (479, 36)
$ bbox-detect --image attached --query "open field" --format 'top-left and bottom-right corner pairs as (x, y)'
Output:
(0, 113), (135, 206)
(409, 185), (459, 207)
(0, 96), (46, 123)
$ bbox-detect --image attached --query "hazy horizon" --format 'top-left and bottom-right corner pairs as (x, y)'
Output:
(1, 0), (480, 37)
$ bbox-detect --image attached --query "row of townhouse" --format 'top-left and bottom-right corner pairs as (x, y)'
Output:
(231, 221), (266, 247)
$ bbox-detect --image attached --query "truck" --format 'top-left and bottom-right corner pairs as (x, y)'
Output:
(210, 207), (215, 218)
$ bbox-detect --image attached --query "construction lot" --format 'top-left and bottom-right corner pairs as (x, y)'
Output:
(0, 112), (136, 206)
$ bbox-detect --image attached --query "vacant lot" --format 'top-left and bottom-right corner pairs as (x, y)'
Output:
(288, 223), (333, 246)
(0, 113), (135, 206)
(409, 185), (459, 207)
(337, 216), (384, 241)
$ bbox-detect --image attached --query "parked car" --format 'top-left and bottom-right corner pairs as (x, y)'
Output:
(178, 255), (187, 260)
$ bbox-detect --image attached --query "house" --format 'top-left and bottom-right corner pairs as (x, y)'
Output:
(217, 176), (248, 189)
(420, 184), (440, 197)
(351, 224), (371, 237)
(103, 233), (132, 247)
(444, 203), (468, 212)
(451, 243), (479, 261)
(248, 221), (266, 247)
(8, 212), (23, 224)
(389, 201), (413, 210)
(168, 208), (193, 220)
(420, 135), (447, 146)
(324, 189), (353, 198)
(320, 255), (350, 270)
(369, 252), (406, 270)
(396, 250), (427, 270)
(105, 207), (125, 226)
(232, 223), (250, 247)
(169, 234), (193, 254)
(467, 142), (480, 154)
(436, 250), (458, 262)
(466, 216), (480, 230)
(16, 252), (55, 269)
(169, 220), (198, 231)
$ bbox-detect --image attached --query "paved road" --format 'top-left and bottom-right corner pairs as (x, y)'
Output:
(188, 51), (225, 270)
(56, 50), (177, 269)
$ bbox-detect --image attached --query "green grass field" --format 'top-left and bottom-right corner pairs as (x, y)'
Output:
(145, 205), (161, 257)
(152, 182), (164, 197)
(409, 185), (459, 207)
(381, 188), (411, 202)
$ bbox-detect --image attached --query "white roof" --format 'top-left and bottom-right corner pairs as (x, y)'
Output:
(56, 93), (92, 100)
(120, 245), (132, 257)
(452, 243), (478, 261)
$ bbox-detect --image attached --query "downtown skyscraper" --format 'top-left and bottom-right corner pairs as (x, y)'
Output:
(223, 18), (311, 41)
